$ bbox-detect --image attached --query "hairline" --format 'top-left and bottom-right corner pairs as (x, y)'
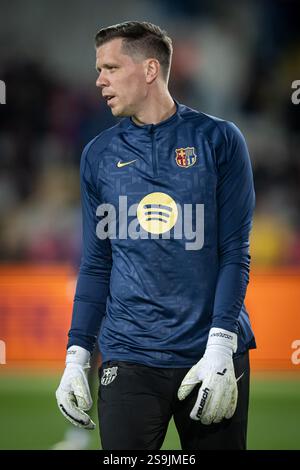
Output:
(95, 35), (171, 81)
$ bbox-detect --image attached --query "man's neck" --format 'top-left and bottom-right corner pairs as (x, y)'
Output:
(132, 92), (176, 126)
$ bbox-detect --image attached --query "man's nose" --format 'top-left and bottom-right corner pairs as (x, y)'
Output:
(96, 72), (109, 88)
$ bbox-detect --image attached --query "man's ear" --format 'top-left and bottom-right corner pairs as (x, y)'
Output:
(144, 58), (160, 84)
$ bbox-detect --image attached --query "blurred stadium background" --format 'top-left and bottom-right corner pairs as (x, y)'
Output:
(0, 0), (300, 450)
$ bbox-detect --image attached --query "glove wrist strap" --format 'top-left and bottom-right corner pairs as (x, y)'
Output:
(206, 327), (237, 354)
(66, 345), (90, 367)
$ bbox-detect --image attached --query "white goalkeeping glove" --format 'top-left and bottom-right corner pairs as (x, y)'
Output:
(178, 327), (238, 425)
(55, 345), (95, 429)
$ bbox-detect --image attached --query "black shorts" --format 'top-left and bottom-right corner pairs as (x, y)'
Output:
(98, 351), (250, 450)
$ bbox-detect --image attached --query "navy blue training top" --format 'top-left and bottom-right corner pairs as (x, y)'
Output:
(68, 101), (256, 367)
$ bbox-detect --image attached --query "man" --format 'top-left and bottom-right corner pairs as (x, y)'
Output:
(56, 21), (256, 450)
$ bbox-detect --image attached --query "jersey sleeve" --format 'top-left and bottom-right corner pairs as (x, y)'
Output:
(67, 142), (112, 353)
(211, 122), (255, 334)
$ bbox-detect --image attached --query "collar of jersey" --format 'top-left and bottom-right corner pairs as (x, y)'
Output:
(127, 98), (181, 131)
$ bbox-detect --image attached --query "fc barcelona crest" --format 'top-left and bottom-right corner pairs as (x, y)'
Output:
(175, 147), (197, 168)
(101, 366), (118, 385)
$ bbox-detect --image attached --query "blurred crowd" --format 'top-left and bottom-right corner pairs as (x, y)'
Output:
(0, 62), (116, 265)
(0, 0), (300, 267)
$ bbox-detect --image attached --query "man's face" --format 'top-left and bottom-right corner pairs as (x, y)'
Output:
(96, 38), (148, 117)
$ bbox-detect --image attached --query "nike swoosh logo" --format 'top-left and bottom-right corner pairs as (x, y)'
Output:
(117, 159), (137, 168)
(236, 371), (245, 383)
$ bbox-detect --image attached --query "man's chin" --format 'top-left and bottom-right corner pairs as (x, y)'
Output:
(110, 106), (130, 118)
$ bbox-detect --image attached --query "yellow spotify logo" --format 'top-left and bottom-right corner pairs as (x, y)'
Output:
(137, 192), (178, 234)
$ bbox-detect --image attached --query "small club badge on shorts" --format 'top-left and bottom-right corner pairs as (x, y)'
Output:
(101, 366), (118, 385)
(175, 147), (197, 168)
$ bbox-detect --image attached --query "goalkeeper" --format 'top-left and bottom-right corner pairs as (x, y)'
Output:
(56, 21), (256, 450)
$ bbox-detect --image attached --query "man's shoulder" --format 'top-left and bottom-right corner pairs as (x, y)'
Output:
(82, 120), (127, 163)
(179, 103), (244, 146)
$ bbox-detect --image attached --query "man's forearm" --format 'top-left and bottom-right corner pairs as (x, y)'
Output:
(67, 270), (110, 353)
(211, 249), (250, 333)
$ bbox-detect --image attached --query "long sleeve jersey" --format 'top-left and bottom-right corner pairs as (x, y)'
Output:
(68, 101), (256, 367)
